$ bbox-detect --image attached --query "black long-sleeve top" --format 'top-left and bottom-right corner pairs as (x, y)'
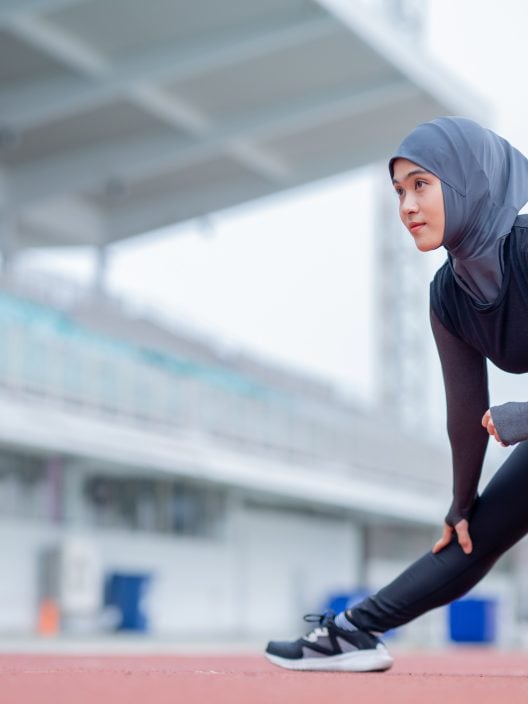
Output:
(430, 215), (528, 526)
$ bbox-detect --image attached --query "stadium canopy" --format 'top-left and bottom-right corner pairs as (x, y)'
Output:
(0, 0), (487, 252)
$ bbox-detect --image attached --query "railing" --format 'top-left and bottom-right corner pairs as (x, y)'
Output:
(0, 289), (447, 491)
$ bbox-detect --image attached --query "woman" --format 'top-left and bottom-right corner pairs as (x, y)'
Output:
(265, 116), (528, 671)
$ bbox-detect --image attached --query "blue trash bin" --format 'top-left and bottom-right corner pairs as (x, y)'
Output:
(105, 572), (152, 632)
(448, 597), (496, 643)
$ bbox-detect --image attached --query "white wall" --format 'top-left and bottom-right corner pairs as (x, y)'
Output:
(0, 514), (517, 647)
(0, 521), (61, 632)
(233, 503), (362, 638)
(0, 503), (363, 639)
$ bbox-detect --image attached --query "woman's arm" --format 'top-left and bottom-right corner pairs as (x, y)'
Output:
(430, 308), (490, 526)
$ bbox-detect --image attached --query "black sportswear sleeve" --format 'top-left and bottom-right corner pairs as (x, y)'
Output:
(430, 307), (490, 526)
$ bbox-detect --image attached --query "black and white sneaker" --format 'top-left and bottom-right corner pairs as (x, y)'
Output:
(265, 613), (393, 672)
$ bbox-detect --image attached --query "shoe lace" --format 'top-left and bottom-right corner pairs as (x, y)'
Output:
(303, 612), (334, 625)
(301, 612), (335, 642)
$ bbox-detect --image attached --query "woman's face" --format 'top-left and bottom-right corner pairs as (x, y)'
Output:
(391, 158), (445, 251)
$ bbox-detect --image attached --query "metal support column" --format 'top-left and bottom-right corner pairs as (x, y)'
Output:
(93, 241), (108, 297)
(0, 169), (17, 274)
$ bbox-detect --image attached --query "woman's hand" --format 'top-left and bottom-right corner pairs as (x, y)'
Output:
(432, 519), (473, 555)
(481, 409), (506, 446)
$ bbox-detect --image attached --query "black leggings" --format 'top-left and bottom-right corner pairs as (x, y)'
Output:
(351, 441), (528, 633)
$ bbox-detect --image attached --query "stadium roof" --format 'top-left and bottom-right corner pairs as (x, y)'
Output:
(0, 0), (487, 250)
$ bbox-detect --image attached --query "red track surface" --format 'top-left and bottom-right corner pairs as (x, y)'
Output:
(1, 650), (528, 704)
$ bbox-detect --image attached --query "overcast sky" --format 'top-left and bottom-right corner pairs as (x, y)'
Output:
(18, 0), (528, 413)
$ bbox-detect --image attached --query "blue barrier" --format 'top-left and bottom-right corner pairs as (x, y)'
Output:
(105, 573), (152, 632)
(324, 590), (369, 615)
(323, 589), (397, 639)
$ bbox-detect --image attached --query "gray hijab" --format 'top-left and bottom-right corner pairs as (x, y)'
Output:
(389, 116), (528, 304)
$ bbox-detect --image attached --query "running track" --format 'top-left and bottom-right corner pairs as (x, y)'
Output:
(2, 650), (528, 703)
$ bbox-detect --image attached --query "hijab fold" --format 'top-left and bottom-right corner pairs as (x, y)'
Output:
(389, 117), (528, 304)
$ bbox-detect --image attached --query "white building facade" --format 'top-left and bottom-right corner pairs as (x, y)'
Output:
(0, 276), (460, 643)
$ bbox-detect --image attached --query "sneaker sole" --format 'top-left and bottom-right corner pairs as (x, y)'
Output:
(265, 643), (394, 672)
